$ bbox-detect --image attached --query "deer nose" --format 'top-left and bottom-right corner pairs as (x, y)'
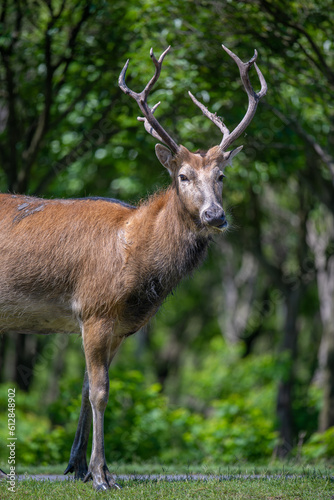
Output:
(203, 206), (227, 228)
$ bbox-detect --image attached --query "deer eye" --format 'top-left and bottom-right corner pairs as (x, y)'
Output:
(179, 174), (189, 182)
(218, 173), (226, 182)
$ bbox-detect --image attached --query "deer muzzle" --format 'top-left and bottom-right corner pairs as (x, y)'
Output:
(201, 205), (228, 230)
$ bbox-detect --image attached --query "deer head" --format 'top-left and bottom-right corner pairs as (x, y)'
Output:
(119, 45), (267, 232)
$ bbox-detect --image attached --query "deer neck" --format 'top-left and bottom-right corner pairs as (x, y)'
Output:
(117, 188), (209, 334)
(132, 187), (209, 282)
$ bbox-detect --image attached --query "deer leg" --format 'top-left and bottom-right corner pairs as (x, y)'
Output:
(81, 317), (123, 491)
(64, 370), (91, 479)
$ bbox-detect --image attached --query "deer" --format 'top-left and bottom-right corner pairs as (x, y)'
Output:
(0, 44), (267, 490)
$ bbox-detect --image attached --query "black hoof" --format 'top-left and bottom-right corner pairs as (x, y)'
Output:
(64, 457), (89, 480)
(63, 464), (74, 475)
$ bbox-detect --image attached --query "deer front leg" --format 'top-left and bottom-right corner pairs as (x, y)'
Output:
(82, 317), (123, 491)
(64, 370), (91, 479)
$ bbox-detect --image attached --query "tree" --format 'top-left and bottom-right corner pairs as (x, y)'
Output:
(1, 0), (333, 460)
(0, 0), (133, 388)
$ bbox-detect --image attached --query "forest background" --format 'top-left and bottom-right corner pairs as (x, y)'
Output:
(0, 0), (333, 467)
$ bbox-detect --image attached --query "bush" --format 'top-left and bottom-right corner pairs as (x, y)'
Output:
(302, 427), (334, 460)
(104, 370), (170, 461)
(0, 385), (70, 465)
(0, 342), (280, 466)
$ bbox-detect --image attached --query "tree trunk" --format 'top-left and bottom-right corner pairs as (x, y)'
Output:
(0, 335), (8, 381)
(13, 334), (39, 391)
(307, 211), (334, 430)
(218, 241), (258, 344)
(276, 287), (301, 457)
(45, 336), (69, 404)
(319, 332), (334, 431)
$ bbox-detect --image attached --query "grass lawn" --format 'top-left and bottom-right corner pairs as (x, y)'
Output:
(0, 475), (333, 499)
(1, 463), (333, 499)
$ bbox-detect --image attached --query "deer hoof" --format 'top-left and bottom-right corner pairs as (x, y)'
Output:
(64, 457), (89, 480)
(96, 483), (109, 491)
(83, 471), (93, 483)
(88, 468), (122, 490)
(63, 464), (74, 475)
(94, 481), (121, 491)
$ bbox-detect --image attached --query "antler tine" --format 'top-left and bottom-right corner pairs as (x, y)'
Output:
(119, 47), (179, 154)
(219, 44), (268, 151)
(187, 44), (267, 154)
(188, 91), (230, 140)
(137, 102), (166, 142)
(142, 47), (170, 100)
(253, 62), (267, 99)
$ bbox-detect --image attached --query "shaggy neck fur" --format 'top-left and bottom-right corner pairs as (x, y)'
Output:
(121, 187), (210, 329)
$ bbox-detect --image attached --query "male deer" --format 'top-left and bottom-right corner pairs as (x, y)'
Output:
(0, 44), (266, 490)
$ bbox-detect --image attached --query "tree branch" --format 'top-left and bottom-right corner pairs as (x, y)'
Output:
(259, 0), (334, 87)
(43, 0), (67, 21)
(34, 101), (119, 195)
(0, 0), (8, 24)
(49, 79), (99, 128)
(266, 104), (334, 185)
(20, 16), (56, 190)
(53, 1), (91, 90)
(0, 53), (19, 189)
(19, 1), (91, 192)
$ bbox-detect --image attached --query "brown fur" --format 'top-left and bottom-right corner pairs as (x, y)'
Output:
(0, 144), (230, 489)
(0, 191), (206, 334)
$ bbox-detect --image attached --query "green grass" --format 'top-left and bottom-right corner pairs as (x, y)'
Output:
(0, 474), (333, 499)
(1, 464), (333, 499)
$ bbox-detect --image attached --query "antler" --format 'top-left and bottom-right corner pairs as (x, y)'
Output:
(118, 47), (179, 154)
(188, 44), (267, 152)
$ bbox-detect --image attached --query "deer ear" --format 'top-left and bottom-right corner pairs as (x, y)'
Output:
(221, 146), (243, 168)
(155, 144), (176, 175)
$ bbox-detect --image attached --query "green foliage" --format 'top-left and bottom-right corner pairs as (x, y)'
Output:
(0, 385), (68, 465)
(101, 371), (169, 462)
(166, 400), (277, 464)
(302, 427), (334, 460)
(172, 338), (278, 463)
(0, 342), (279, 466)
(1, 0), (334, 469)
